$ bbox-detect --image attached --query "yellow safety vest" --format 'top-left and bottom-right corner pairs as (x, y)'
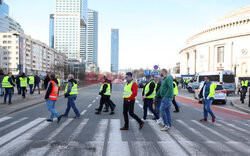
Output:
(144, 81), (156, 98)
(173, 81), (179, 95)
(123, 80), (137, 99)
(57, 78), (61, 87)
(241, 80), (248, 87)
(65, 82), (78, 95)
(28, 76), (34, 85)
(100, 83), (111, 95)
(2, 76), (13, 88)
(19, 77), (28, 87)
(208, 83), (217, 98)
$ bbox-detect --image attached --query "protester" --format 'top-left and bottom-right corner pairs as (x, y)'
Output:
(33, 74), (41, 94)
(172, 79), (181, 113)
(0, 69), (5, 96)
(2, 72), (15, 104)
(28, 74), (35, 94)
(19, 73), (28, 98)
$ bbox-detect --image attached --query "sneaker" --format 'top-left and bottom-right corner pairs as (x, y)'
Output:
(109, 112), (115, 115)
(200, 119), (207, 122)
(46, 119), (53, 122)
(141, 118), (146, 122)
(212, 116), (216, 123)
(57, 116), (62, 123)
(156, 119), (162, 124)
(161, 126), (170, 131)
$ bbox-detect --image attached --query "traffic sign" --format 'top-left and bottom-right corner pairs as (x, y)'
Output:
(154, 71), (159, 76)
(154, 65), (159, 70)
(144, 70), (149, 75)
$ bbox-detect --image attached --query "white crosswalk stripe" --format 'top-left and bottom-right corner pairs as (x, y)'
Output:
(0, 116), (12, 124)
(0, 117), (28, 131)
(0, 118), (45, 147)
(217, 120), (250, 135)
(233, 120), (250, 128)
(93, 119), (108, 141)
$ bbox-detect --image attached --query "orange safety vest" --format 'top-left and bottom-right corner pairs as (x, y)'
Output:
(44, 80), (59, 100)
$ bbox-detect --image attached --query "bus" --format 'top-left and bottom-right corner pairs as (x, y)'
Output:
(188, 70), (235, 94)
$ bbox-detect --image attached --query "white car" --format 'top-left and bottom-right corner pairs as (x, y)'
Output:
(194, 82), (227, 104)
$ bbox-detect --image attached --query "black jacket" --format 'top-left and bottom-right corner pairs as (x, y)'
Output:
(44, 78), (58, 99)
(99, 83), (108, 96)
(142, 81), (155, 98)
(34, 75), (41, 84)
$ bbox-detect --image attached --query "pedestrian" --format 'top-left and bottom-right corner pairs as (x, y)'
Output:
(154, 76), (162, 120)
(120, 72), (144, 130)
(240, 78), (248, 103)
(44, 74), (50, 89)
(62, 74), (80, 119)
(56, 75), (61, 90)
(16, 72), (22, 95)
(95, 77), (116, 115)
(11, 74), (15, 94)
(172, 79), (181, 113)
(28, 74), (34, 94)
(198, 76), (216, 122)
(0, 69), (5, 96)
(44, 74), (61, 123)
(33, 74), (41, 94)
(2, 72), (15, 104)
(155, 69), (174, 131)
(141, 75), (161, 124)
(19, 73), (28, 98)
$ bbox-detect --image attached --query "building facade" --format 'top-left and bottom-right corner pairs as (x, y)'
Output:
(53, 0), (88, 61)
(86, 9), (98, 69)
(0, 31), (67, 77)
(0, 0), (24, 33)
(49, 14), (54, 48)
(111, 29), (119, 73)
(179, 5), (250, 78)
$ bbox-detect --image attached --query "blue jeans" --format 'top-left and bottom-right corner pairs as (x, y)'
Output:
(46, 99), (60, 120)
(160, 98), (172, 127)
(0, 83), (4, 95)
(143, 99), (159, 120)
(155, 98), (162, 117)
(4, 88), (12, 103)
(202, 99), (215, 119)
(64, 97), (80, 117)
(29, 84), (33, 94)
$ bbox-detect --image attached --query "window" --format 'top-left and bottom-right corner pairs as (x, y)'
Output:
(3, 35), (7, 38)
(8, 41), (11, 44)
(3, 41), (7, 44)
(217, 46), (224, 63)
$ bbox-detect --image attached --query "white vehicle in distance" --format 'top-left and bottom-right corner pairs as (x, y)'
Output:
(194, 82), (227, 104)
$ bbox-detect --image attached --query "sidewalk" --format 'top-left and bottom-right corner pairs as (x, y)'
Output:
(228, 92), (250, 114)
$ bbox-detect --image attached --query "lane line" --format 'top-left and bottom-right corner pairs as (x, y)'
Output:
(0, 117), (28, 131)
(0, 117), (12, 123)
(88, 104), (92, 108)
(148, 120), (188, 156)
(81, 110), (86, 115)
(0, 118), (45, 147)
(0, 121), (50, 155)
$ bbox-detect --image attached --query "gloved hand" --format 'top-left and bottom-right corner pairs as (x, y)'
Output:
(64, 93), (69, 98)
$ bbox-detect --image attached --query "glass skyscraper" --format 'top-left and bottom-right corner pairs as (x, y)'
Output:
(53, 0), (88, 61)
(111, 29), (119, 73)
(87, 9), (98, 68)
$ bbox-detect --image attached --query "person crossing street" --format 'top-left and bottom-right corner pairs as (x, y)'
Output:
(62, 74), (81, 119)
(120, 72), (144, 130)
(44, 74), (61, 123)
(28, 74), (34, 94)
(142, 75), (161, 124)
(19, 73), (28, 98)
(240, 78), (248, 104)
(199, 76), (216, 123)
(2, 72), (15, 104)
(172, 79), (181, 113)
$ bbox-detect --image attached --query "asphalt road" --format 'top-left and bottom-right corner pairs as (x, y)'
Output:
(0, 84), (249, 156)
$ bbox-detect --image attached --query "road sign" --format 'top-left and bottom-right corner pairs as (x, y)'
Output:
(154, 65), (159, 70)
(154, 71), (159, 76)
(144, 70), (149, 75)
(148, 70), (152, 75)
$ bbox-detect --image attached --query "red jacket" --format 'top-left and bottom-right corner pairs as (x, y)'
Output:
(124, 80), (138, 101)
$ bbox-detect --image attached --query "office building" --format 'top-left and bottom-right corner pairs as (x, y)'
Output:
(86, 9), (98, 70)
(53, 0), (88, 61)
(49, 14), (54, 48)
(111, 29), (119, 73)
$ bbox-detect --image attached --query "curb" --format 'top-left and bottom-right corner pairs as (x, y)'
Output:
(230, 100), (250, 114)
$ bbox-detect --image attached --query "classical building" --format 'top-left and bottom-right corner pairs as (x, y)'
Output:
(0, 31), (67, 77)
(179, 5), (250, 77)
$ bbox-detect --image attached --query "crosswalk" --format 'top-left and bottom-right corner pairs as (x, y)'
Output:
(0, 116), (249, 156)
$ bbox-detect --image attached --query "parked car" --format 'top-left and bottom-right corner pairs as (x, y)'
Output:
(194, 82), (227, 104)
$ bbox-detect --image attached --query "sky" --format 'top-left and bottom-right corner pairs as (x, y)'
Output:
(5, 0), (250, 72)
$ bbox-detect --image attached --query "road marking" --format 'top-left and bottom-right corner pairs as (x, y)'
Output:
(0, 121), (50, 155)
(135, 100), (139, 103)
(96, 97), (99, 99)
(106, 142), (130, 156)
(138, 104), (143, 108)
(131, 141), (162, 156)
(217, 120), (250, 135)
(215, 106), (249, 115)
(93, 119), (108, 141)
(233, 120), (250, 128)
(191, 120), (232, 142)
(109, 119), (122, 141)
(23, 118), (73, 156)
(88, 104), (92, 108)
(0, 117), (28, 131)
(92, 100), (96, 103)
(148, 120), (188, 156)
(0, 118), (45, 147)
(0, 116), (12, 123)
(81, 110), (86, 115)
